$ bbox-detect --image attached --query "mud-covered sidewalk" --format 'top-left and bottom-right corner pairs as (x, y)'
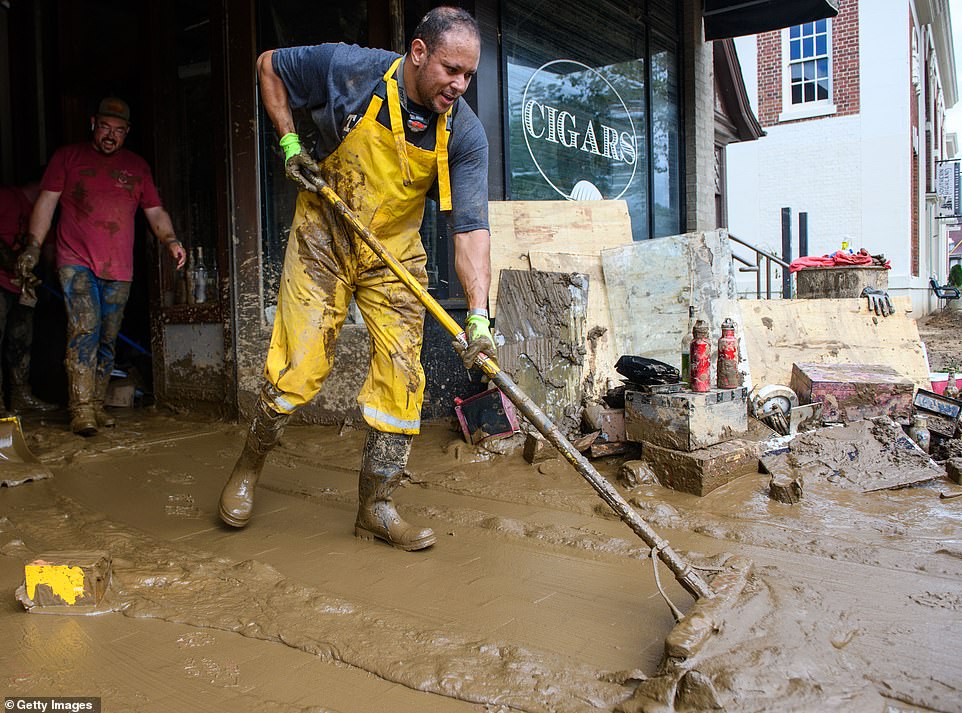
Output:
(1, 408), (961, 712)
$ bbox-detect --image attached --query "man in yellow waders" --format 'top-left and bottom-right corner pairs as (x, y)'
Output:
(219, 7), (497, 551)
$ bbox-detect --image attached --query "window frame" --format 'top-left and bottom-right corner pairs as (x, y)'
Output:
(779, 19), (836, 122)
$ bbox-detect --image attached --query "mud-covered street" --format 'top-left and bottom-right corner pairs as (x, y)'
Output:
(2, 353), (962, 713)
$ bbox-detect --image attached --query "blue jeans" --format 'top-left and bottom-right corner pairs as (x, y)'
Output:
(59, 266), (131, 410)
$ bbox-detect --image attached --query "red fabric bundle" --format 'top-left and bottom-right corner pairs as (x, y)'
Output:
(789, 249), (890, 273)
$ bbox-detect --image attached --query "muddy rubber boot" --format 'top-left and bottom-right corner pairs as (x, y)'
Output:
(218, 397), (291, 528)
(68, 366), (98, 437)
(70, 407), (98, 437)
(354, 430), (436, 551)
(10, 386), (58, 414)
(93, 406), (115, 428)
(92, 375), (116, 427)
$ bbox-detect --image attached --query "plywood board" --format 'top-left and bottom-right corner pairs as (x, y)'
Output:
(488, 200), (633, 318)
(741, 297), (930, 391)
(495, 269), (587, 437)
(601, 230), (750, 388)
(528, 251), (618, 398)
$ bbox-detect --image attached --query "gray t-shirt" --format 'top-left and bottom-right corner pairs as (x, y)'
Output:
(272, 43), (489, 235)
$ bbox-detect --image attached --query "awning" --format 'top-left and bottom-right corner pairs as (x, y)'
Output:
(703, 0), (839, 41)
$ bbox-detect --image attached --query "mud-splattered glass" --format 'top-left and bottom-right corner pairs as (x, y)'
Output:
(503, 0), (681, 240)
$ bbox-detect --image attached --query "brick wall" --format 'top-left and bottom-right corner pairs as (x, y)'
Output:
(756, 32), (782, 126)
(756, 0), (860, 126)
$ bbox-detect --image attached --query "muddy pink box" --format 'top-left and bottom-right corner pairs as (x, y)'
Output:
(790, 362), (914, 424)
(454, 388), (519, 444)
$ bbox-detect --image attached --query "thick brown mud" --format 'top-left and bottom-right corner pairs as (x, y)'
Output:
(1, 410), (960, 712)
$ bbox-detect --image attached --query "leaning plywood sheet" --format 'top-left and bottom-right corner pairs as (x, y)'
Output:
(528, 251), (619, 399)
(601, 230), (751, 388)
(741, 297), (930, 391)
(488, 200), (633, 318)
(495, 269), (587, 437)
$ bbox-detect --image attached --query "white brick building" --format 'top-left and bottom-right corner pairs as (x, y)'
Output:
(726, 0), (958, 314)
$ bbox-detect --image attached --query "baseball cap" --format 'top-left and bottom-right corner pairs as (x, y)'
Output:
(97, 97), (130, 122)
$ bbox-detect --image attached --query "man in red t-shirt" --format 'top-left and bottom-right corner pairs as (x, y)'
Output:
(0, 180), (58, 415)
(18, 97), (187, 436)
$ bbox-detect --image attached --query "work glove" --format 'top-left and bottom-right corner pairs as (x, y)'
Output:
(14, 240), (41, 289)
(455, 313), (498, 370)
(861, 286), (894, 317)
(279, 133), (319, 193)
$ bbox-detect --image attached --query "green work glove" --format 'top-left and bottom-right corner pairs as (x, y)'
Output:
(279, 133), (319, 193)
(457, 313), (498, 369)
(14, 240), (41, 288)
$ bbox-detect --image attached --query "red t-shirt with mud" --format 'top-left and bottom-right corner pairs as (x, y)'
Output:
(0, 185), (32, 294)
(42, 143), (161, 281)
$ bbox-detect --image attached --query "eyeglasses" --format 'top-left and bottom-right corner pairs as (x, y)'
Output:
(95, 122), (128, 137)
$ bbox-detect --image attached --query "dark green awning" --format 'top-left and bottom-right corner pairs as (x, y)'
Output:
(703, 0), (839, 41)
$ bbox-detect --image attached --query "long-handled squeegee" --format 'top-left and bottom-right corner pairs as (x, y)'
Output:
(309, 174), (751, 656)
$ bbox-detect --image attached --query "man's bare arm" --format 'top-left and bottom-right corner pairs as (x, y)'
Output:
(453, 228), (491, 311)
(145, 205), (186, 270)
(257, 50), (295, 136)
(26, 190), (62, 246)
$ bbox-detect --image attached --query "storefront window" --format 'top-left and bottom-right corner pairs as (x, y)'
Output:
(255, 0), (369, 308)
(503, 0), (681, 240)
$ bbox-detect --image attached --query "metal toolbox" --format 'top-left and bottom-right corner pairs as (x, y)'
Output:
(913, 388), (961, 438)
(624, 387), (748, 452)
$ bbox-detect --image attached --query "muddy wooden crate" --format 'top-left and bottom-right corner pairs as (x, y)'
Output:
(624, 387), (748, 452)
(790, 362), (914, 424)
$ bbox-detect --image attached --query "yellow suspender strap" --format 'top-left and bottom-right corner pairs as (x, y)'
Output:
(436, 110), (452, 211)
(384, 58), (414, 187)
(363, 91), (383, 122)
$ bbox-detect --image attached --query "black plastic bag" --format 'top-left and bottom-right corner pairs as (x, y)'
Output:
(615, 355), (680, 385)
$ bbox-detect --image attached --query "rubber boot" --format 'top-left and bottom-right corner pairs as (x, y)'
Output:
(218, 396), (291, 528)
(68, 364), (98, 437)
(93, 374), (115, 428)
(9, 386), (58, 413)
(354, 430), (436, 551)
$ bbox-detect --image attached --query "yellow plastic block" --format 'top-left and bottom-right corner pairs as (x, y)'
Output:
(19, 552), (111, 609)
(25, 563), (87, 605)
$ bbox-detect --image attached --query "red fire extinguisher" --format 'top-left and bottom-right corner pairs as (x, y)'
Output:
(689, 319), (711, 392)
(716, 317), (741, 389)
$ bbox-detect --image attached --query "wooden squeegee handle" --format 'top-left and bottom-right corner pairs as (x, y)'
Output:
(310, 174), (714, 601)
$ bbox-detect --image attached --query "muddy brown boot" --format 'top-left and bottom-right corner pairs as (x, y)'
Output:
(68, 365), (98, 437)
(354, 430), (436, 551)
(10, 386), (58, 414)
(93, 375), (116, 427)
(70, 407), (98, 437)
(219, 397), (291, 528)
(93, 407), (115, 428)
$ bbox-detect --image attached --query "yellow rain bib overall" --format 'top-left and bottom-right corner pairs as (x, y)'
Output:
(264, 58), (452, 435)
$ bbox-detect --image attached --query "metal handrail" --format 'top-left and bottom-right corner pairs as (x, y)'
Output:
(727, 232), (791, 300)
(728, 233), (790, 268)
